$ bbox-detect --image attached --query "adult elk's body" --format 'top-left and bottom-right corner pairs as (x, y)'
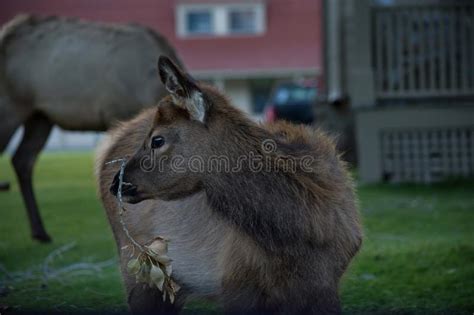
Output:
(0, 15), (182, 242)
(96, 57), (362, 314)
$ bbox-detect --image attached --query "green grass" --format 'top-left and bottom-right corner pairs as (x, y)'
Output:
(0, 153), (473, 314)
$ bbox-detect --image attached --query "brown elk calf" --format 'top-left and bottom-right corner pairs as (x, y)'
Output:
(96, 56), (362, 314)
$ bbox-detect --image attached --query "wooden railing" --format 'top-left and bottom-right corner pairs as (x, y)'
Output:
(372, 3), (474, 98)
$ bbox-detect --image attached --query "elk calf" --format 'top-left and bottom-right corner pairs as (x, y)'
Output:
(96, 56), (362, 314)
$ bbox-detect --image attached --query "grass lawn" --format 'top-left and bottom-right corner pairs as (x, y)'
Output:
(0, 152), (473, 314)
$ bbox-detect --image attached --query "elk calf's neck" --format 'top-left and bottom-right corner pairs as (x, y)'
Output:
(97, 56), (362, 314)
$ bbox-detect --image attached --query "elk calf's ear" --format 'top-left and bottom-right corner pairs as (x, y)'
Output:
(158, 56), (207, 123)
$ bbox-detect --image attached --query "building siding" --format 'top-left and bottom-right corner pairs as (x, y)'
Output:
(0, 0), (323, 76)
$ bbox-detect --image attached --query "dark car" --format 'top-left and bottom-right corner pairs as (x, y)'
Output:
(264, 80), (317, 124)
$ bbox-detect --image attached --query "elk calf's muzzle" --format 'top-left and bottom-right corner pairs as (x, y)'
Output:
(110, 171), (138, 198)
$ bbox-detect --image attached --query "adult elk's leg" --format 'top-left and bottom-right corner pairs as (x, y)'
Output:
(0, 98), (24, 191)
(0, 182), (9, 191)
(12, 113), (53, 242)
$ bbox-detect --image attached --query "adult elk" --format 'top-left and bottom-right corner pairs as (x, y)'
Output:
(0, 15), (182, 242)
(96, 56), (362, 314)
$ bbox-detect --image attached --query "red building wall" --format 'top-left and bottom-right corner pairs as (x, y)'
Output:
(0, 0), (322, 74)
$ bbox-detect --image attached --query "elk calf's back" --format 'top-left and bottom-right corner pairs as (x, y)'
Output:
(96, 56), (362, 314)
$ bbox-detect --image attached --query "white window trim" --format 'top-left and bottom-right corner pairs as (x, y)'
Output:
(176, 3), (266, 38)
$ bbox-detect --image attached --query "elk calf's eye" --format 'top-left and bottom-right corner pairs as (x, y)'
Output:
(151, 136), (165, 149)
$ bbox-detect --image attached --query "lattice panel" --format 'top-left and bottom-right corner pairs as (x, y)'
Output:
(381, 127), (474, 183)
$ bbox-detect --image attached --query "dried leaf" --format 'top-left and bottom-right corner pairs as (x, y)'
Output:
(170, 279), (181, 293)
(127, 258), (140, 275)
(147, 238), (168, 257)
(150, 265), (165, 291)
(165, 264), (172, 277)
(155, 255), (172, 265)
(136, 261), (151, 283)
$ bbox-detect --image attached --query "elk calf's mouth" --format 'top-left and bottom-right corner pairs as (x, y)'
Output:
(120, 182), (138, 197)
(110, 171), (137, 197)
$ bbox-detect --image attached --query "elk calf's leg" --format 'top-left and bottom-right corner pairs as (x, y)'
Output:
(126, 283), (186, 315)
(12, 113), (52, 242)
(120, 250), (187, 315)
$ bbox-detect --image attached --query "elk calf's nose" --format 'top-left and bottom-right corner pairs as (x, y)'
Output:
(110, 171), (139, 197)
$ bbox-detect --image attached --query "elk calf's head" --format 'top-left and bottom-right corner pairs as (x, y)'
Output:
(111, 56), (216, 203)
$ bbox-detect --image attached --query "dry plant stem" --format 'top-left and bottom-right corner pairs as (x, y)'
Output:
(42, 242), (76, 281)
(105, 159), (178, 303)
(1, 243), (114, 286)
(105, 159), (144, 252)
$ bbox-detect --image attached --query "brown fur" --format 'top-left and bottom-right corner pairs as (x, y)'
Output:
(96, 57), (362, 314)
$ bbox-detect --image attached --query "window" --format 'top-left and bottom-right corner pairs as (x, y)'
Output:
(186, 10), (213, 35)
(228, 8), (257, 34)
(177, 3), (266, 38)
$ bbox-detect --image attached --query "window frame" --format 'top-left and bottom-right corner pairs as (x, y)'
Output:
(176, 3), (266, 38)
(227, 5), (259, 35)
(184, 9), (214, 36)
